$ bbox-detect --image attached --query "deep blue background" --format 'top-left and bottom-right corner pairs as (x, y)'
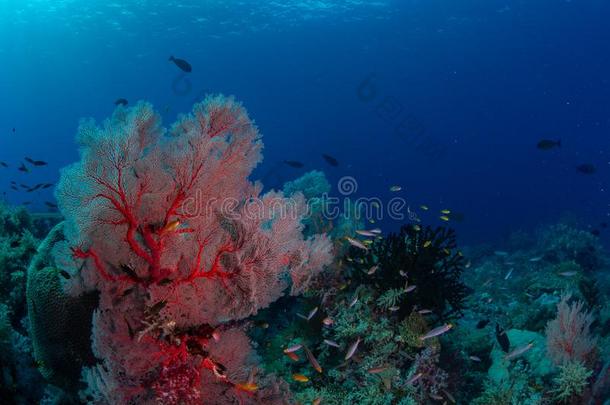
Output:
(1, 0), (608, 246)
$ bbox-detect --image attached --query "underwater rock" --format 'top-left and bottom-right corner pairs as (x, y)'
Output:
(26, 222), (98, 390)
(488, 329), (554, 383)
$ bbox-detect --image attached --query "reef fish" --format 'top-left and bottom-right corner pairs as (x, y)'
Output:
(576, 163), (596, 174)
(283, 160), (304, 168)
(24, 157), (47, 166)
(344, 337), (360, 360)
(405, 372), (423, 385)
(323, 339), (340, 348)
(419, 324), (453, 341)
(390, 185), (402, 192)
(346, 237), (368, 251)
(235, 382), (258, 393)
(114, 98), (128, 106)
(304, 346), (322, 373)
(321, 153), (339, 167)
(536, 139), (561, 150)
(292, 373), (309, 383)
(356, 229), (377, 237)
(495, 324), (510, 353)
(283, 344), (303, 354)
(169, 55), (192, 72)
(367, 366), (389, 374)
(505, 341), (534, 360)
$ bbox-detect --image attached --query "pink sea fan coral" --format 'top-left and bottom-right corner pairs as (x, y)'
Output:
(545, 294), (597, 366)
(54, 95), (332, 404)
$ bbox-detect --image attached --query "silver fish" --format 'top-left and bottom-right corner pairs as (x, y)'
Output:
(404, 285), (417, 293)
(283, 344), (303, 354)
(529, 256), (544, 262)
(469, 355), (481, 362)
(307, 306), (318, 321)
(367, 265), (379, 275)
(349, 295), (359, 308)
(504, 268), (514, 280)
(346, 237), (368, 251)
(419, 324), (453, 341)
(558, 271), (578, 277)
(356, 230), (377, 237)
(505, 342), (534, 360)
(405, 372), (422, 385)
(323, 339), (340, 348)
(418, 309), (432, 315)
(345, 337), (360, 360)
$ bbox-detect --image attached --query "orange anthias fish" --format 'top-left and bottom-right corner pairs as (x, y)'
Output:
(160, 219), (181, 234)
(235, 382), (258, 393)
(292, 373), (310, 383)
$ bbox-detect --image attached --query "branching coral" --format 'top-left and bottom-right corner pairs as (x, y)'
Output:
(545, 294), (597, 367)
(53, 95), (332, 404)
(551, 361), (592, 403)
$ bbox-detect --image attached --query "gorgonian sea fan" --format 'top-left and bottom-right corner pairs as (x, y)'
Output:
(53, 95), (333, 404)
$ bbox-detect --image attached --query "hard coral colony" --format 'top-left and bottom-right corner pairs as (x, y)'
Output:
(53, 95), (332, 404)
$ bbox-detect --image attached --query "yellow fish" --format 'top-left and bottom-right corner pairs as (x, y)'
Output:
(439, 216), (450, 221)
(420, 205), (429, 210)
(443, 248), (450, 255)
(423, 240), (432, 248)
(235, 382), (258, 392)
(441, 209), (451, 214)
(292, 373), (310, 383)
(413, 225), (421, 231)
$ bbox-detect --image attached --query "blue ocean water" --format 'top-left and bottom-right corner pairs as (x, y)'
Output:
(1, 0), (608, 246)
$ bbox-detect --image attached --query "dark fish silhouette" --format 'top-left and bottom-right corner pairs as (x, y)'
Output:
(591, 229), (600, 236)
(18, 163), (29, 173)
(536, 139), (560, 150)
(283, 160), (304, 168)
(12, 128), (15, 133)
(45, 201), (58, 208)
(476, 319), (490, 329)
(322, 153), (339, 167)
(169, 55), (192, 72)
(41, 183), (54, 189)
(25, 157), (48, 166)
(10, 185), (17, 191)
(495, 324), (510, 353)
(0, 161), (8, 168)
(114, 98), (128, 106)
(576, 164), (596, 174)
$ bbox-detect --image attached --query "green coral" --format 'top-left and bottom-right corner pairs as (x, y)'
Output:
(27, 222), (98, 389)
(473, 362), (544, 405)
(282, 170), (331, 199)
(551, 361), (592, 403)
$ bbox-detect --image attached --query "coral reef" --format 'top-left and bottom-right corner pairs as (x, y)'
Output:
(52, 95), (332, 404)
